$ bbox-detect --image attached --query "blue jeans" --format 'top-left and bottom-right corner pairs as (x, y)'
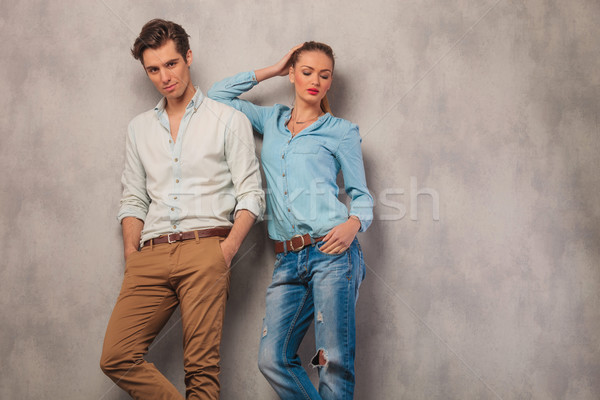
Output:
(258, 238), (366, 400)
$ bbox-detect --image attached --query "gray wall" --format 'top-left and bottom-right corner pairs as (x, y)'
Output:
(1, 0), (599, 399)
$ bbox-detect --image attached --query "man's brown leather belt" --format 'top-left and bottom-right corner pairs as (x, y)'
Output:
(275, 234), (325, 254)
(143, 228), (231, 248)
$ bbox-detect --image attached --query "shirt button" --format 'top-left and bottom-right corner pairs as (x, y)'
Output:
(174, 158), (178, 162)
(174, 196), (178, 200)
(169, 140), (172, 143)
(284, 191), (287, 195)
(171, 208), (174, 211)
(287, 208), (291, 212)
(176, 179), (180, 183)
(173, 225), (177, 229)
(282, 173), (285, 177)
(282, 154), (284, 159)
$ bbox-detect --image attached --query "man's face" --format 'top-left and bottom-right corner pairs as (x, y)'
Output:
(142, 40), (192, 101)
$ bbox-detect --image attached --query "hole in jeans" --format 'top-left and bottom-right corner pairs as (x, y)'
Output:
(311, 349), (328, 368)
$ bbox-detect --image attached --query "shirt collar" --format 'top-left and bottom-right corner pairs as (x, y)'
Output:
(154, 86), (204, 117)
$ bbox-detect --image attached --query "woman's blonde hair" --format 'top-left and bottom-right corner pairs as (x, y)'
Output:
(290, 41), (335, 114)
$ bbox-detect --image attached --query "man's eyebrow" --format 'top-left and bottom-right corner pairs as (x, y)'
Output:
(145, 58), (180, 70)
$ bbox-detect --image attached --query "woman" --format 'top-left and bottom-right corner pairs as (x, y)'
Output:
(208, 41), (373, 400)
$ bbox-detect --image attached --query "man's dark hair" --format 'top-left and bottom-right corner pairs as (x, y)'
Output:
(131, 19), (190, 64)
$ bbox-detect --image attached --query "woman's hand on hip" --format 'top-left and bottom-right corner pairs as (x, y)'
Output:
(319, 217), (361, 254)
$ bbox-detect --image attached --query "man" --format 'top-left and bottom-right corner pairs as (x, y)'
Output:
(100, 19), (264, 399)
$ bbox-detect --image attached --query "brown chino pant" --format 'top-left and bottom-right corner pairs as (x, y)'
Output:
(100, 236), (230, 400)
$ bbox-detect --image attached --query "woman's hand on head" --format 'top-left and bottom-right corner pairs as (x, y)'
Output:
(255, 44), (303, 82)
(319, 217), (361, 254)
(273, 44), (304, 76)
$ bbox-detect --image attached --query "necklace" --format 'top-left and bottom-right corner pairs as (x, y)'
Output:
(294, 115), (320, 124)
(292, 108), (322, 123)
(289, 109), (322, 135)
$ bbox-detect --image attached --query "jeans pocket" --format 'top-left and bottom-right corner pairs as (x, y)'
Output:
(273, 253), (284, 269)
(355, 240), (366, 282)
(315, 241), (349, 256)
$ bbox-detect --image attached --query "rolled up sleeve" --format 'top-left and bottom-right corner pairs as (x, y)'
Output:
(224, 109), (266, 222)
(117, 122), (150, 223)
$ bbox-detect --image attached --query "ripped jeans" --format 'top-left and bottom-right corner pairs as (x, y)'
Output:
(258, 238), (366, 400)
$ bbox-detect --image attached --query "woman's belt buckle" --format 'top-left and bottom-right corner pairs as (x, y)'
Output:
(289, 234), (306, 252)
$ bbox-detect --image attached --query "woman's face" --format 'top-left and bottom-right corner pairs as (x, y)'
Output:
(289, 50), (334, 108)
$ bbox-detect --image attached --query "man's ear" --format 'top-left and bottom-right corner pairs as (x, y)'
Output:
(186, 49), (193, 67)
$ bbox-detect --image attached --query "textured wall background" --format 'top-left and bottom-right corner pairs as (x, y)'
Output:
(1, 0), (599, 399)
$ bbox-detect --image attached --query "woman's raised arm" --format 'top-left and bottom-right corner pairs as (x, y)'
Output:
(254, 44), (303, 82)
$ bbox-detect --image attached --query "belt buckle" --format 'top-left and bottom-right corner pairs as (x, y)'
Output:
(167, 233), (181, 244)
(289, 234), (305, 252)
